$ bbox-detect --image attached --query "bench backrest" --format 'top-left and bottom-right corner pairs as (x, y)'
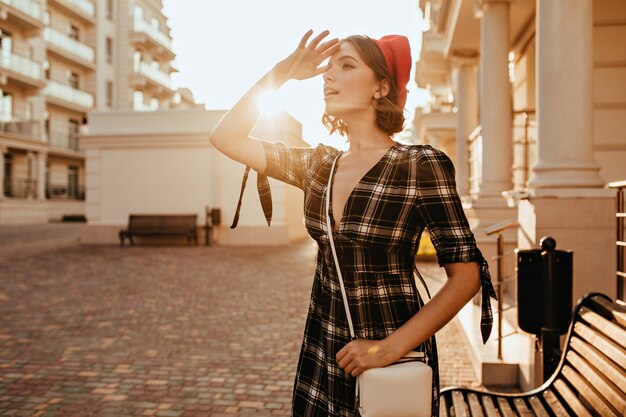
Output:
(128, 214), (197, 231)
(548, 293), (626, 417)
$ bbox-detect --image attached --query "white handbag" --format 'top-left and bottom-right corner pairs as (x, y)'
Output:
(325, 152), (433, 417)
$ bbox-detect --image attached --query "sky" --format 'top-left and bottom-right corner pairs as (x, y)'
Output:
(161, 0), (429, 149)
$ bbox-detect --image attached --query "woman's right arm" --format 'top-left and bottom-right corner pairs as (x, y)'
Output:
(208, 30), (340, 173)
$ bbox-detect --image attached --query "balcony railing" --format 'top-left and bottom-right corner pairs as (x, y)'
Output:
(133, 18), (173, 51)
(0, 50), (42, 81)
(135, 61), (172, 90)
(467, 125), (482, 196)
(64, 0), (95, 17)
(47, 182), (84, 200)
(4, 177), (36, 199)
(47, 129), (80, 151)
(0, 118), (42, 139)
(0, 0), (42, 21)
(44, 27), (95, 63)
(44, 80), (94, 109)
(512, 110), (537, 191)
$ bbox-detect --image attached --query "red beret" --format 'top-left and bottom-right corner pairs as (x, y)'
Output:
(372, 35), (412, 109)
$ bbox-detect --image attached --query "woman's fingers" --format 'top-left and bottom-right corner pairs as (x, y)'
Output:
(297, 29), (314, 49)
(320, 41), (341, 60)
(306, 29), (330, 50)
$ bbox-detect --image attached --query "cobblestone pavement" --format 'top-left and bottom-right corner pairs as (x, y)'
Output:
(0, 224), (481, 416)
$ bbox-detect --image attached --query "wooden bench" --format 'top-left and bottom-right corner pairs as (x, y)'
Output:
(119, 214), (198, 246)
(439, 292), (626, 417)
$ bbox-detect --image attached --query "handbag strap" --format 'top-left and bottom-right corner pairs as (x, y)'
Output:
(325, 152), (432, 341)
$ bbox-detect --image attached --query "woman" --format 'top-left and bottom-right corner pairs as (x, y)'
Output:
(210, 29), (496, 417)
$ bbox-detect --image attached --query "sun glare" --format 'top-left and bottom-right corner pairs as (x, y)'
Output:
(257, 90), (284, 117)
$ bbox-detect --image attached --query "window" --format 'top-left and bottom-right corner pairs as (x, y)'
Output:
(0, 29), (13, 56)
(106, 81), (113, 107)
(106, 37), (113, 63)
(133, 90), (144, 111)
(150, 97), (159, 110)
(134, 5), (144, 21)
(68, 165), (79, 199)
(150, 17), (159, 30)
(44, 11), (50, 25)
(133, 51), (142, 72)
(0, 90), (13, 122)
(68, 120), (79, 151)
(151, 60), (159, 71)
(69, 25), (79, 41)
(106, 0), (113, 20)
(67, 71), (79, 89)
(43, 60), (50, 79)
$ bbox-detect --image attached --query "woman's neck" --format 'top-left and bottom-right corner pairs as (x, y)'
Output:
(344, 122), (395, 153)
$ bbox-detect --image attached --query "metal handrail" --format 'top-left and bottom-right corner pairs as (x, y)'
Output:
(608, 180), (626, 302)
(485, 218), (520, 360)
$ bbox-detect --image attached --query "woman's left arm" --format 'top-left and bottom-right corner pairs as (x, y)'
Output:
(336, 262), (480, 377)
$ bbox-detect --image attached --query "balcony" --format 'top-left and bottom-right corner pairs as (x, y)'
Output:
(0, 50), (44, 89)
(131, 18), (175, 59)
(0, 0), (44, 34)
(47, 129), (81, 153)
(44, 27), (96, 69)
(44, 80), (94, 112)
(4, 177), (36, 199)
(47, 0), (95, 24)
(0, 118), (42, 140)
(131, 61), (174, 93)
(46, 182), (84, 200)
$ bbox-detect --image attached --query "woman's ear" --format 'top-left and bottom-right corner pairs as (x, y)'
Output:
(373, 79), (390, 100)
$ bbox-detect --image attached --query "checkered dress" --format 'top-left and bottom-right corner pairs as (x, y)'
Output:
(231, 141), (497, 417)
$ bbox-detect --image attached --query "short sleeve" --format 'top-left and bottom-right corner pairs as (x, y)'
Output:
(260, 141), (318, 190)
(414, 145), (497, 344)
(229, 141), (325, 230)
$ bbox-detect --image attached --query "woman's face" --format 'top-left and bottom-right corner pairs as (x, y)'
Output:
(323, 41), (381, 119)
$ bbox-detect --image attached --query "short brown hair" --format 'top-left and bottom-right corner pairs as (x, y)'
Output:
(322, 35), (406, 138)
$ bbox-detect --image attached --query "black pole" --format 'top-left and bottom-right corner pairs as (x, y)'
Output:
(540, 236), (560, 381)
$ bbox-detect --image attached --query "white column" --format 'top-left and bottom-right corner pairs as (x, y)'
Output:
(529, 0), (603, 189)
(476, 0), (513, 203)
(37, 151), (47, 200)
(451, 57), (478, 197)
(0, 146), (6, 199)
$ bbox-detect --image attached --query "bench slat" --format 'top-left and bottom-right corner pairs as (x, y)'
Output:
(479, 395), (499, 417)
(574, 322), (626, 370)
(579, 306), (626, 348)
(439, 392), (450, 417)
(561, 365), (618, 417)
(451, 391), (470, 417)
(570, 336), (626, 396)
(542, 389), (570, 417)
(553, 378), (593, 417)
(567, 349), (626, 415)
(495, 397), (516, 417)
(527, 395), (550, 417)
(466, 393), (484, 417)
(512, 397), (533, 417)
(591, 295), (626, 328)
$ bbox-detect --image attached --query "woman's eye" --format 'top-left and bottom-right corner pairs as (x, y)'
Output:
(343, 64), (353, 69)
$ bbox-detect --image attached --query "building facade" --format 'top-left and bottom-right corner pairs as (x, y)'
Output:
(0, 0), (201, 224)
(416, 0), (625, 390)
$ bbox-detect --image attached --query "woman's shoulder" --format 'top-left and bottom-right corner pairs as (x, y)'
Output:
(395, 143), (451, 164)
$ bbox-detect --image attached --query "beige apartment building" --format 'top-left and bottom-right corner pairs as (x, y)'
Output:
(0, 0), (200, 224)
(416, 0), (625, 390)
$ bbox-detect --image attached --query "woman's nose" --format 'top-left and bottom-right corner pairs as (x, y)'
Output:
(323, 67), (334, 82)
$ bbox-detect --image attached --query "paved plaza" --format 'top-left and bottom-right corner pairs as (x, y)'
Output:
(0, 224), (482, 416)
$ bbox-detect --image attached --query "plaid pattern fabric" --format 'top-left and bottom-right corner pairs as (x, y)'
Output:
(231, 141), (497, 417)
